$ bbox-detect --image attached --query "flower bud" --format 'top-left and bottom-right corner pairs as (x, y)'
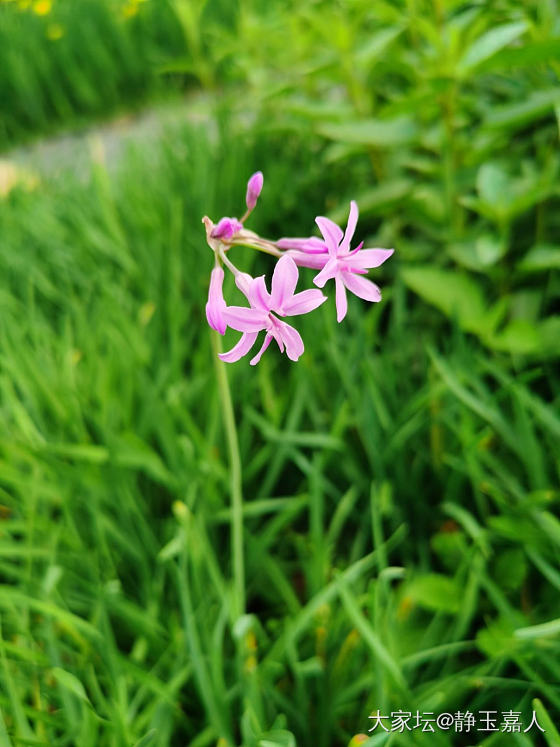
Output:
(277, 236), (327, 253)
(245, 171), (263, 210)
(205, 266), (228, 334)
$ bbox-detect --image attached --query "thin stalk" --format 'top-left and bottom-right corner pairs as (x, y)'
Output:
(224, 238), (283, 258)
(211, 330), (245, 619)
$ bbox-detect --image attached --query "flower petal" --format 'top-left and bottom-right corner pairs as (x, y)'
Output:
(286, 250), (330, 270)
(282, 288), (327, 316)
(269, 325), (285, 353)
(275, 320), (304, 361)
(235, 272), (254, 298)
(248, 275), (271, 311)
(313, 257), (339, 288)
(344, 248), (394, 269)
(218, 332), (259, 363)
(340, 201), (359, 254)
(271, 255), (299, 310)
(342, 271), (382, 302)
(224, 306), (268, 332)
(315, 216), (343, 254)
(249, 332), (273, 365)
(335, 275), (348, 322)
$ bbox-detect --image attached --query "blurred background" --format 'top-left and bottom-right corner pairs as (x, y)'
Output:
(1, 0), (559, 745)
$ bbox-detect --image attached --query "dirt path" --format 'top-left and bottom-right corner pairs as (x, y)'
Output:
(5, 95), (212, 180)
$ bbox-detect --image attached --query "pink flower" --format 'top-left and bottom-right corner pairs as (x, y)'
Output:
(205, 266), (228, 334)
(219, 255), (327, 365)
(312, 201), (394, 322)
(211, 217), (243, 240)
(246, 171), (263, 210)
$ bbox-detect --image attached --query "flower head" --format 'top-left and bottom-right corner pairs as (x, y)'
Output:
(312, 201), (394, 322)
(245, 171), (263, 211)
(203, 171), (395, 365)
(219, 255), (327, 365)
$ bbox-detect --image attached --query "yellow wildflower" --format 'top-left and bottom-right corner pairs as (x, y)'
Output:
(32, 0), (51, 15)
(348, 736), (369, 746)
(0, 161), (39, 198)
(121, 2), (138, 18)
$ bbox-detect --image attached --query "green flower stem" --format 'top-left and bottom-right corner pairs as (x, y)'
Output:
(211, 329), (245, 620)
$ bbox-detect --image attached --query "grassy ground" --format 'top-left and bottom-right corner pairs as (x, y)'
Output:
(0, 0), (211, 150)
(0, 115), (559, 746)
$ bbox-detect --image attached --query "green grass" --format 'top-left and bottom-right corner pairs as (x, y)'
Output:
(0, 117), (559, 746)
(0, 0), (226, 150)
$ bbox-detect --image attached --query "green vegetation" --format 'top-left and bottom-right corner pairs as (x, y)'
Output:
(0, 0), (220, 149)
(1, 0), (559, 745)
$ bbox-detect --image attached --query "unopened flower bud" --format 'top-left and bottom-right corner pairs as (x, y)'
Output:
(205, 266), (228, 334)
(277, 236), (327, 253)
(245, 171), (263, 210)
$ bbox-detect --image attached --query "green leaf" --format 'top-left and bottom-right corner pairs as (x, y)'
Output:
(515, 618), (560, 640)
(484, 88), (560, 131)
(493, 316), (560, 358)
(488, 516), (543, 546)
(476, 618), (521, 658)
(532, 698), (560, 746)
(111, 433), (175, 487)
(328, 180), (412, 222)
(458, 21), (527, 72)
(400, 266), (487, 334)
(44, 443), (109, 464)
(477, 162), (509, 210)
(430, 531), (466, 572)
(355, 26), (403, 69)
(540, 317), (560, 356)
(405, 573), (462, 614)
(519, 244), (560, 273)
(449, 234), (505, 271)
(133, 731), (157, 747)
(477, 38), (560, 71)
(258, 730), (297, 747)
(51, 667), (91, 705)
(318, 116), (417, 147)
(493, 549), (527, 591)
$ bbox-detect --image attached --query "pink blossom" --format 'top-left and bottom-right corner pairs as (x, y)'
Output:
(205, 266), (228, 334)
(246, 171), (264, 210)
(211, 217), (243, 240)
(312, 201), (394, 322)
(219, 255), (327, 365)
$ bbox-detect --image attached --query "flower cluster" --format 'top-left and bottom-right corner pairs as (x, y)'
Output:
(203, 171), (394, 364)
